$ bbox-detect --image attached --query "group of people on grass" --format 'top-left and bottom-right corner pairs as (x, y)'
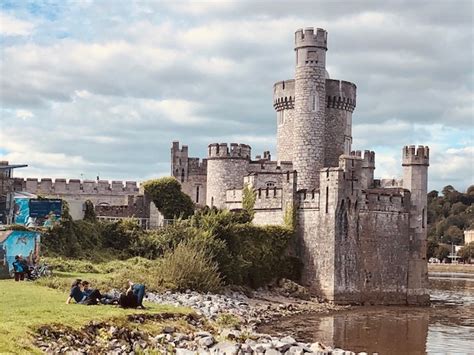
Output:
(66, 279), (146, 309)
(12, 254), (29, 281)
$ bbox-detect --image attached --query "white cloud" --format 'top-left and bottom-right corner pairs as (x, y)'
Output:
(0, 12), (35, 36)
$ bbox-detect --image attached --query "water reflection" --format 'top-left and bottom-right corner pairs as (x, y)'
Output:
(259, 274), (474, 354)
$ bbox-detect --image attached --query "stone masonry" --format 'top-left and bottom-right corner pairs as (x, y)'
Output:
(172, 27), (430, 306)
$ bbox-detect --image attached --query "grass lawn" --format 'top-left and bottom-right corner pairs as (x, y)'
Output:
(0, 279), (189, 354)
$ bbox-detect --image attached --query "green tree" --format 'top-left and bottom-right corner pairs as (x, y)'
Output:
(143, 177), (194, 219)
(427, 239), (439, 259)
(434, 245), (450, 262)
(457, 242), (474, 263)
(444, 225), (464, 244)
(242, 183), (256, 220)
(83, 200), (97, 222)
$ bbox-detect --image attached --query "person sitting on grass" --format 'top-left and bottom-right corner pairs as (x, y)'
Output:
(12, 255), (25, 281)
(128, 280), (146, 309)
(66, 279), (85, 304)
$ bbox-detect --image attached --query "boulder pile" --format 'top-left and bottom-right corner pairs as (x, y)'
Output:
(35, 313), (355, 354)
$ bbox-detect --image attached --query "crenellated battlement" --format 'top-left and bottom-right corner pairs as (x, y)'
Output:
(273, 79), (295, 111)
(248, 160), (293, 173)
(297, 189), (320, 209)
(171, 141), (188, 154)
(402, 145), (429, 166)
(207, 143), (251, 159)
(361, 188), (411, 213)
(295, 27), (327, 50)
(15, 177), (139, 195)
(350, 150), (375, 168)
(326, 79), (357, 112)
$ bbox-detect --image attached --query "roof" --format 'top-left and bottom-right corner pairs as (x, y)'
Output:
(0, 164), (28, 170)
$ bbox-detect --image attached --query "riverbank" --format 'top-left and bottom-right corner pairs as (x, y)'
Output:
(1, 278), (352, 354)
(428, 263), (474, 274)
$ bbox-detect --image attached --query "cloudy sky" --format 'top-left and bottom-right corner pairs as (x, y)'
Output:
(0, 0), (472, 191)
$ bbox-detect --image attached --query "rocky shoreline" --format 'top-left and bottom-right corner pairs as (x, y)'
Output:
(35, 285), (356, 354)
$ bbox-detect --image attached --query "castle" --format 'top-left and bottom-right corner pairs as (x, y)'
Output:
(171, 27), (430, 305)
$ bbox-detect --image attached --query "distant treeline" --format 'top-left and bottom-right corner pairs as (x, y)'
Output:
(427, 185), (474, 260)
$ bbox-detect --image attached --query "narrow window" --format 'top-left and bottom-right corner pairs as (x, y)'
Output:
(181, 168), (185, 182)
(196, 186), (200, 203)
(211, 197), (214, 207)
(258, 188), (262, 198)
(266, 187), (269, 197)
(286, 171), (290, 182)
(274, 187), (277, 197)
(422, 208), (425, 228)
(325, 186), (329, 213)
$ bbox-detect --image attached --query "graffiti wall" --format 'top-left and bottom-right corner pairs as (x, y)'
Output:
(0, 230), (41, 278)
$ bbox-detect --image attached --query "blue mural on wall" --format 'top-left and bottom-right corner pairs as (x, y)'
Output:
(0, 230), (41, 278)
(13, 197), (30, 225)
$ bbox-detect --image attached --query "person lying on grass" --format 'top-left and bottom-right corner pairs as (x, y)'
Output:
(118, 280), (146, 309)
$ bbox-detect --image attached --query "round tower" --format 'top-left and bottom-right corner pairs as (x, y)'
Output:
(324, 79), (357, 167)
(293, 27), (328, 190)
(206, 143), (251, 209)
(273, 79), (295, 162)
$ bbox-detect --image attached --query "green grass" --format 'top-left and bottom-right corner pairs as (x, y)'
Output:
(0, 279), (189, 354)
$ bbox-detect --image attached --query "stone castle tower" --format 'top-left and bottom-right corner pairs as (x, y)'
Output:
(171, 27), (430, 305)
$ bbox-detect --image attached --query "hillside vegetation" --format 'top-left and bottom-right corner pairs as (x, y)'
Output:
(427, 185), (474, 260)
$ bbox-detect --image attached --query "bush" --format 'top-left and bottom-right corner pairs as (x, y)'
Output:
(155, 242), (222, 292)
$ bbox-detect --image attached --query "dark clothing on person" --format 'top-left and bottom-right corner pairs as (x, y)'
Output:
(14, 272), (25, 281)
(118, 291), (138, 308)
(12, 260), (25, 282)
(82, 289), (103, 305)
(70, 285), (86, 303)
(132, 284), (146, 307)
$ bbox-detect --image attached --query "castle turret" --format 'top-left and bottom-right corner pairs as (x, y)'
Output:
(360, 150), (375, 189)
(324, 80), (357, 167)
(402, 145), (430, 305)
(206, 143), (251, 208)
(273, 79), (295, 162)
(293, 27), (328, 190)
(171, 141), (189, 184)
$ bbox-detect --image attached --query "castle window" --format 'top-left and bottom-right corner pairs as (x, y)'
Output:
(211, 197), (214, 207)
(181, 168), (185, 183)
(274, 187), (277, 197)
(258, 188), (262, 198)
(311, 95), (319, 112)
(196, 186), (200, 203)
(266, 187), (269, 197)
(266, 181), (275, 188)
(325, 186), (329, 213)
(422, 208), (425, 228)
(278, 110), (285, 125)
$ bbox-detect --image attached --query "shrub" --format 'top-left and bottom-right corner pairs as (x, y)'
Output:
(143, 177), (194, 219)
(155, 242), (222, 292)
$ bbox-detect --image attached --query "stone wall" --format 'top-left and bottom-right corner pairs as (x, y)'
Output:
(324, 80), (356, 167)
(273, 80), (295, 162)
(293, 27), (328, 190)
(206, 143), (250, 208)
(171, 141), (208, 206)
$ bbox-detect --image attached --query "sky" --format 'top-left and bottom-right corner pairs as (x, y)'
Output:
(0, 0), (473, 192)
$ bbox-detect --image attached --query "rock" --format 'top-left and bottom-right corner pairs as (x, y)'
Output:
(210, 341), (240, 354)
(265, 349), (281, 355)
(280, 336), (296, 345)
(198, 336), (215, 348)
(253, 343), (273, 353)
(220, 328), (241, 340)
(288, 345), (305, 355)
(274, 341), (291, 352)
(163, 326), (175, 334)
(176, 349), (196, 355)
(195, 331), (213, 338)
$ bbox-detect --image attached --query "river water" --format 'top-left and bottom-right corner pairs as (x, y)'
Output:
(259, 273), (474, 354)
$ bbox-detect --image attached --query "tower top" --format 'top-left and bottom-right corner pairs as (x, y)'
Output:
(402, 145), (429, 166)
(295, 27), (327, 50)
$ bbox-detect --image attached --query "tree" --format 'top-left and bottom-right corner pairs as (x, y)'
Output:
(457, 242), (474, 263)
(242, 183), (256, 220)
(444, 225), (464, 245)
(143, 177), (194, 220)
(83, 200), (96, 222)
(428, 190), (439, 201)
(434, 245), (450, 262)
(427, 239), (439, 259)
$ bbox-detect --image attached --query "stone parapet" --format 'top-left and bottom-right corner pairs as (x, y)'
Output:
(273, 80), (295, 111)
(402, 145), (429, 166)
(326, 79), (356, 112)
(15, 178), (139, 194)
(207, 143), (251, 159)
